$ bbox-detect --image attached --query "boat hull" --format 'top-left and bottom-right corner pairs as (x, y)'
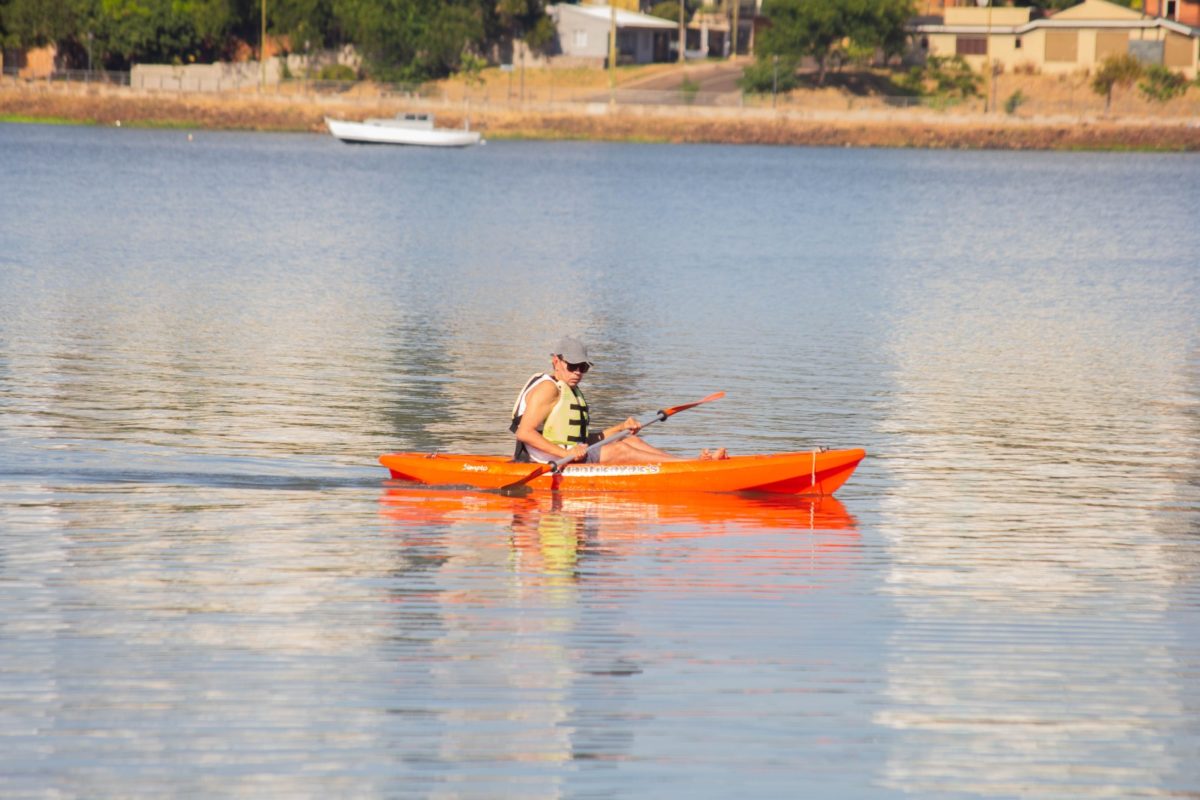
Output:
(326, 117), (481, 147)
(379, 449), (866, 495)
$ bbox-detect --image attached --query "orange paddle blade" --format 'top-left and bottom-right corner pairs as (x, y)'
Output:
(660, 391), (725, 418)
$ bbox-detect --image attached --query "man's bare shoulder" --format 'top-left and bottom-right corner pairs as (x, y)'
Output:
(526, 378), (560, 403)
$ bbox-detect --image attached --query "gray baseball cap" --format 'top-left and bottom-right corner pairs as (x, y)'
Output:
(553, 336), (592, 365)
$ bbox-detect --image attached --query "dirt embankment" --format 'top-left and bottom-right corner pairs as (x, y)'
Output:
(4, 81), (1200, 151)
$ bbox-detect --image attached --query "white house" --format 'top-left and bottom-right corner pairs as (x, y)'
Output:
(548, 3), (679, 65)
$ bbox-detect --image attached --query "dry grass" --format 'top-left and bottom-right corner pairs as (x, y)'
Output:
(4, 72), (1200, 151)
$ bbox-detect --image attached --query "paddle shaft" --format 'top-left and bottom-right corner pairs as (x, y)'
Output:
(545, 410), (663, 474)
(498, 391), (724, 494)
(547, 390), (725, 473)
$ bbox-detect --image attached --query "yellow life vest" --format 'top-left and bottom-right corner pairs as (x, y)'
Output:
(509, 373), (591, 461)
(542, 380), (589, 447)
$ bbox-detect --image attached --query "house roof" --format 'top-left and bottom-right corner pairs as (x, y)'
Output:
(910, 0), (1198, 37)
(1051, 0), (1146, 21)
(554, 3), (679, 31)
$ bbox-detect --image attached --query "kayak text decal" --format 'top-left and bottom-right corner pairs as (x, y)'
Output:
(560, 464), (661, 477)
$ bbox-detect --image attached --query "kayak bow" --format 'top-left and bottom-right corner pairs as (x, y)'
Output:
(379, 449), (865, 495)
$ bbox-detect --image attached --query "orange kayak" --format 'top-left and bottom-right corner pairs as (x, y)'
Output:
(379, 449), (866, 495)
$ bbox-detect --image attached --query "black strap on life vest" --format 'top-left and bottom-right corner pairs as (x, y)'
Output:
(565, 398), (589, 444)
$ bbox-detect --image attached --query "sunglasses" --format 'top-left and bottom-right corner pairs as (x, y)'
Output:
(559, 358), (590, 374)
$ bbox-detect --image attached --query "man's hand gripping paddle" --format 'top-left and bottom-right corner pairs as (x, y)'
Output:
(499, 391), (725, 497)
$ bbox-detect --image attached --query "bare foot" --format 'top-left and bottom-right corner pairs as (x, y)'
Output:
(699, 448), (729, 461)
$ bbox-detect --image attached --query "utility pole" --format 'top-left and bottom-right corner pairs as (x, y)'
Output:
(772, 54), (778, 108)
(977, 0), (991, 112)
(679, 0), (686, 63)
(260, 0), (267, 91)
(609, 3), (617, 105)
(730, 0), (739, 59)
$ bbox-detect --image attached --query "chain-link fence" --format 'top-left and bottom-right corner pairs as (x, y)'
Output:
(3, 67), (129, 85)
(5, 67), (1199, 119)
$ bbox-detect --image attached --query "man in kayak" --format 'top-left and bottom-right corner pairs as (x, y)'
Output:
(510, 336), (725, 465)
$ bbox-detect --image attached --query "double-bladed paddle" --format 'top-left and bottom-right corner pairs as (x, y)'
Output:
(499, 391), (725, 496)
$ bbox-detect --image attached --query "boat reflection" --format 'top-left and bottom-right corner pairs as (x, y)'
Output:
(375, 486), (861, 772)
(380, 484), (856, 527)
(378, 485), (859, 589)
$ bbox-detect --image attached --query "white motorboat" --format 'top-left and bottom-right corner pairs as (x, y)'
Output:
(325, 112), (482, 147)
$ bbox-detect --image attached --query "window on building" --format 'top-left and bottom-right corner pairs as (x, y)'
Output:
(573, 29), (587, 48)
(1164, 33), (1193, 67)
(617, 30), (636, 57)
(956, 36), (987, 56)
(1095, 30), (1129, 61)
(1014, 37), (1022, 49)
(1166, 0), (1177, 18)
(1045, 30), (1079, 62)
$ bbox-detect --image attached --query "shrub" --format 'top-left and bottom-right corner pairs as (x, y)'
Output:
(739, 56), (801, 94)
(648, 1), (682, 20)
(1091, 54), (1141, 112)
(458, 50), (487, 87)
(681, 77), (700, 104)
(1004, 88), (1026, 114)
(1138, 64), (1188, 103)
(317, 63), (357, 82)
(902, 55), (980, 105)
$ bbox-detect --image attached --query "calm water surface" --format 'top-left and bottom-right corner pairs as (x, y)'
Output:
(1, 123), (1198, 798)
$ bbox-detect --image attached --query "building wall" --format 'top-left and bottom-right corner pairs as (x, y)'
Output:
(130, 58), (318, 90)
(924, 21), (1198, 78)
(5, 45), (59, 78)
(553, 6), (614, 60)
(1144, 0), (1200, 26)
(944, 6), (1034, 27)
(1164, 32), (1196, 66)
(550, 5), (674, 64)
(618, 29), (659, 63)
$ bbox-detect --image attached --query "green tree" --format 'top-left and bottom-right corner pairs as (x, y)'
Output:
(489, 0), (552, 61)
(756, 0), (914, 85)
(739, 54), (800, 93)
(459, 47), (486, 86)
(332, 0), (485, 82)
(0, 0), (82, 48)
(270, 0), (337, 55)
(90, 0), (213, 66)
(757, 0), (841, 85)
(522, 13), (554, 53)
(331, 0), (420, 80)
(648, 1), (701, 22)
(1138, 64), (1188, 103)
(416, 2), (483, 76)
(900, 54), (980, 105)
(1091, 53), (1142, 112)
(0, 0), (247, 68)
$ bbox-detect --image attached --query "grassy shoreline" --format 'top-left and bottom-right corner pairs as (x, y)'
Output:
(4, 82), (1199, 151)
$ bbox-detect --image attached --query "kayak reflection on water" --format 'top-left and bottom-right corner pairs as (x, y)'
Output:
(378, 486), (859, 589)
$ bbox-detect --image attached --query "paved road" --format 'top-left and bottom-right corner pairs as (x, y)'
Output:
(620, 62), (746, 93)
